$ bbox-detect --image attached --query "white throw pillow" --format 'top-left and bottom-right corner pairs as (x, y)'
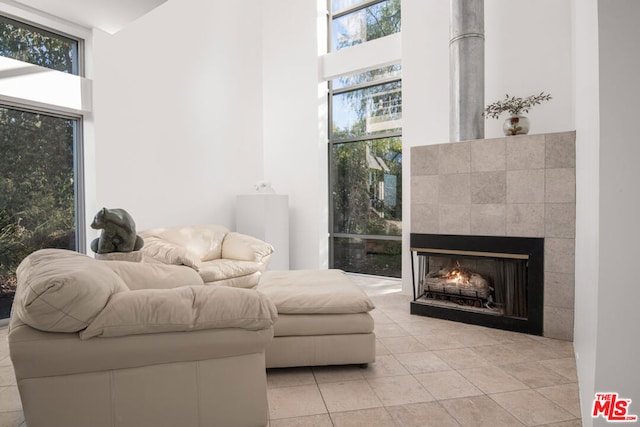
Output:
(14, 249), (128, 333)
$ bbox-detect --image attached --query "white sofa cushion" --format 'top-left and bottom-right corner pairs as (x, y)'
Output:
(80, 286), (278, 339)
(257, 269), (375, 314)
(198, 259), (264, 284)
(102, 260), (204, 290)
(14, 249), (128, 333)
(140, 225), (229, 261)
(139, 236), (202, 270)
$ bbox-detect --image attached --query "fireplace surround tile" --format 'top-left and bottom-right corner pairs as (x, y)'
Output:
(545, 203), (576, 238)
(438, 141), (470, 174)
(543, 306), (574, 341)
(471, 204), (506, 236)
(506, 134), (546, 170)
(545, 168), (576, 203)
(439, 204), (470, 234)
(506, 203), (545, 237)
(544, 238), (575, 274)
(411, 203), (439, 234)
(438, 173), (470, 204)
(545, 131), (576, 168)
(411, 144), (439, 176)
(411, 175), (439, 204)
(544, 271), (575, 310)
(471, 171), (507, 204)
(507, 169), (545, 203)
(471, 137), (506, 172)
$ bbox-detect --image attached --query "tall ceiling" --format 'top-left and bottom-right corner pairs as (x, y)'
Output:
(13, 0), (168, 34)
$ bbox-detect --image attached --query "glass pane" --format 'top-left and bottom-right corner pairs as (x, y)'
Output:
(332, 80), (401, 139)
(0, 15), (79, 74)
(332, 64), (401, 90)
(332, 0), (400, 51)
(0, 107), (78, 318)
(331, 137), (402, 236)
(333, 236), (401, 277)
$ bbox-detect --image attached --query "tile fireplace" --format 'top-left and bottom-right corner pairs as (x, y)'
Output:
(410, 131), (576, 340)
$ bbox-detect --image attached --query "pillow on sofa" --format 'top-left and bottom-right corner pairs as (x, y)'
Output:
(139, 236), (202, 270)
(140, 225), (228, 262)
(13, 249), (128, 333)
(80, 285), (278, 339)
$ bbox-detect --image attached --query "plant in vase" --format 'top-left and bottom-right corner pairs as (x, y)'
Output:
(484, 92), (552, 136)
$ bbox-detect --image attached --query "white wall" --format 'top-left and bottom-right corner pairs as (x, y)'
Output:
(572, 0), (600, 423)
(93, 0), (264, 231)
(594, 1), (640, 423)
(484, 0), (574, 138)
(262, 0), (326, 269)
(572, 2), (640, 423)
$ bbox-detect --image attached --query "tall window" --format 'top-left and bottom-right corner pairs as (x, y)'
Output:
(0, 15), (84, 319)
(328, 0), (402, 278)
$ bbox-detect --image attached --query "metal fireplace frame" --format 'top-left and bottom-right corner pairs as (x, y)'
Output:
(410, 233), (544, 335)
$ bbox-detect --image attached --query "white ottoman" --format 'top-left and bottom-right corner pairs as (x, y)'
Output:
(257, 269), (376, 368)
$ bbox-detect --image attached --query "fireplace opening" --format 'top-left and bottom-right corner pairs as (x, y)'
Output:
(410, 234), (544, 335)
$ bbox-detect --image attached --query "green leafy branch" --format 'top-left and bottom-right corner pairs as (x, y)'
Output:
(483, 92), (552, 119)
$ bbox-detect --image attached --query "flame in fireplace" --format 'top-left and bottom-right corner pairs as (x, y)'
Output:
(443, 261), (471, 286)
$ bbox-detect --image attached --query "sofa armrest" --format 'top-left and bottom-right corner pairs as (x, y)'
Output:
(139, 236), (202, 270)
(222, 232), (274, 263)
(80, 286), (278, 339)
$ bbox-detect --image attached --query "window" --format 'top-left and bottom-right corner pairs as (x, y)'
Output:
(0, 14), (80, 74)
(328, 0), (402, 278)
(0, 15), (84, 319)
(329, 64), (402, 277)
(331, 0), (401, 52)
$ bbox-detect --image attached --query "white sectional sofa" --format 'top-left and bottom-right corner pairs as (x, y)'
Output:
(8, 249), (277, 427)
(139, 224), (274, 288)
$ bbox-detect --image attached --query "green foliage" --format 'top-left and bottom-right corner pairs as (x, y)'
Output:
(331, 137), (402, 237)
(0, 107), (76, 298)
(483, 92), (552, 119)
(0, 15), (77, 73)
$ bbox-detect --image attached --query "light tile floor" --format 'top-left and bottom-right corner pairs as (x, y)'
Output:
(267, 275), (582, 427)
(0, 275), (582, 427)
